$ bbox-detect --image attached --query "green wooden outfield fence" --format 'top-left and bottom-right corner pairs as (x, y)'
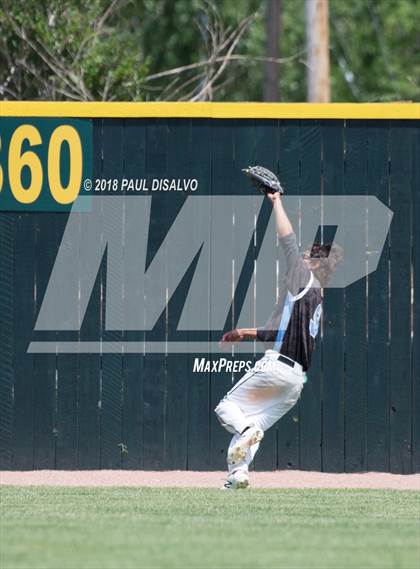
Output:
(0, 103), (419, 473)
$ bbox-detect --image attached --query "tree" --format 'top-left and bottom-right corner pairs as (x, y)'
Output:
(263, 0), (282, 101)
(0, 0), (149, 100)
(329, 0), (420, 101)
(0, 0), (418, 103)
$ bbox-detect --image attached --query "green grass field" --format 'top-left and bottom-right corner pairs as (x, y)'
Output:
(1, 486), (419, 569)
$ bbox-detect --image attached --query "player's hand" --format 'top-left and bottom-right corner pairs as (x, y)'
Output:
(266, 192), (280, 206)
(219, 329), (244, 344)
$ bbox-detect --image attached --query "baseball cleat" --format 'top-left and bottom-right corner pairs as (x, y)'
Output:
(221, 470), (249, 490)
(227, 426), (264, 465)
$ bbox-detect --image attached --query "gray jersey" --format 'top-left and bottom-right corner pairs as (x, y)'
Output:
(256, 233), (322, 372)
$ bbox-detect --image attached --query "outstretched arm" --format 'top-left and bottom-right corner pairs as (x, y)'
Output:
(267, 191), (303, 273)
(219, 328), (257, 345)
(266, 192), (293, 238)
(219, 190), (296, 346)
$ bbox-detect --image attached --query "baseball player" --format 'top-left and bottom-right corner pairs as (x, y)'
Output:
(215, 166), (343, 489)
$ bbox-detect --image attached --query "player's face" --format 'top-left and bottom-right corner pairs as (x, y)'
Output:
(303, 250), (320, 269)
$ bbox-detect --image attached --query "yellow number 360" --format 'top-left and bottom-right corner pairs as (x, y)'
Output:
(0, 124), (82, 205)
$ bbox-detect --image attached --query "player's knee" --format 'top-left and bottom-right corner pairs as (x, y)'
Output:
(214, 399), (236, 434)
(215, 415), (236, 435)
(214, 399), (226, 419)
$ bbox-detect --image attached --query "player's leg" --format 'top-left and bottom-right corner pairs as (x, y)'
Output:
(214, 397), (252, 436)
(224, 390), (302, 486)
(215, 365), (267, 489)
(216, 357), (276, 475)
(214, 366), (261, 435)
(222, 437), (260, 489)
(227, 375), (304, 469)
(217, 354), (304, 488)
(227, 434), (261, 474)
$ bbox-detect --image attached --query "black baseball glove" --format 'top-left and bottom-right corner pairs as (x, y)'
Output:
(242, 165), (284, 196)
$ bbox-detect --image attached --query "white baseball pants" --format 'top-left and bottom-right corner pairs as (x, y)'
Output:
(214, 350), (305, 474)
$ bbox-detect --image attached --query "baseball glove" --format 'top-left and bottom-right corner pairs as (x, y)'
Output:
(242, 165), (284, 196)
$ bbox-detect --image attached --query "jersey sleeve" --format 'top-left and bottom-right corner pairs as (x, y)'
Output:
(256, 233), (312, 344)
(280, 232), (312, 296)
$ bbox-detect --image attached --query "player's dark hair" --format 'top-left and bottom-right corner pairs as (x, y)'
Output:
(309, 242), (344, 286)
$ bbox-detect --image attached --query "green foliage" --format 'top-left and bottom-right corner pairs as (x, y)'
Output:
(329, 0), (420, 101)
(0, 0), (149, 100)
(0, 0), (418, 101)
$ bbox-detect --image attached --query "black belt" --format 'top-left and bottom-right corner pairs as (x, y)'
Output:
(277, 354), (297, 368)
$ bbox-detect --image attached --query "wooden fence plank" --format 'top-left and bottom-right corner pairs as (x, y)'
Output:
(12, 214), (36, 469)
(142, 119), (169, 469)
(0, 213), (15, 469)
(321, 120), (345, 472)
(389, 122), (413, 473)
(55, 347), (79, 465)
(187, 119), (212, 470)
(209, 120), (235, 470)
(121, 119), (147, 470)
(412, 124), (420, 473)
(366, 121), (391, 471)
(298, 120), (323, 471)
(343, 121), (368, 472)
(100, 119), (124, 469)
(54, 209), (79, 469)
(33, 214), (57, 468)
(77, 120), (102, 469)
(164, 119), (191, 469)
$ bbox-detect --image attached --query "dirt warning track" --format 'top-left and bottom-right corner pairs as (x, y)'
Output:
(1, 470), (419, 490)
